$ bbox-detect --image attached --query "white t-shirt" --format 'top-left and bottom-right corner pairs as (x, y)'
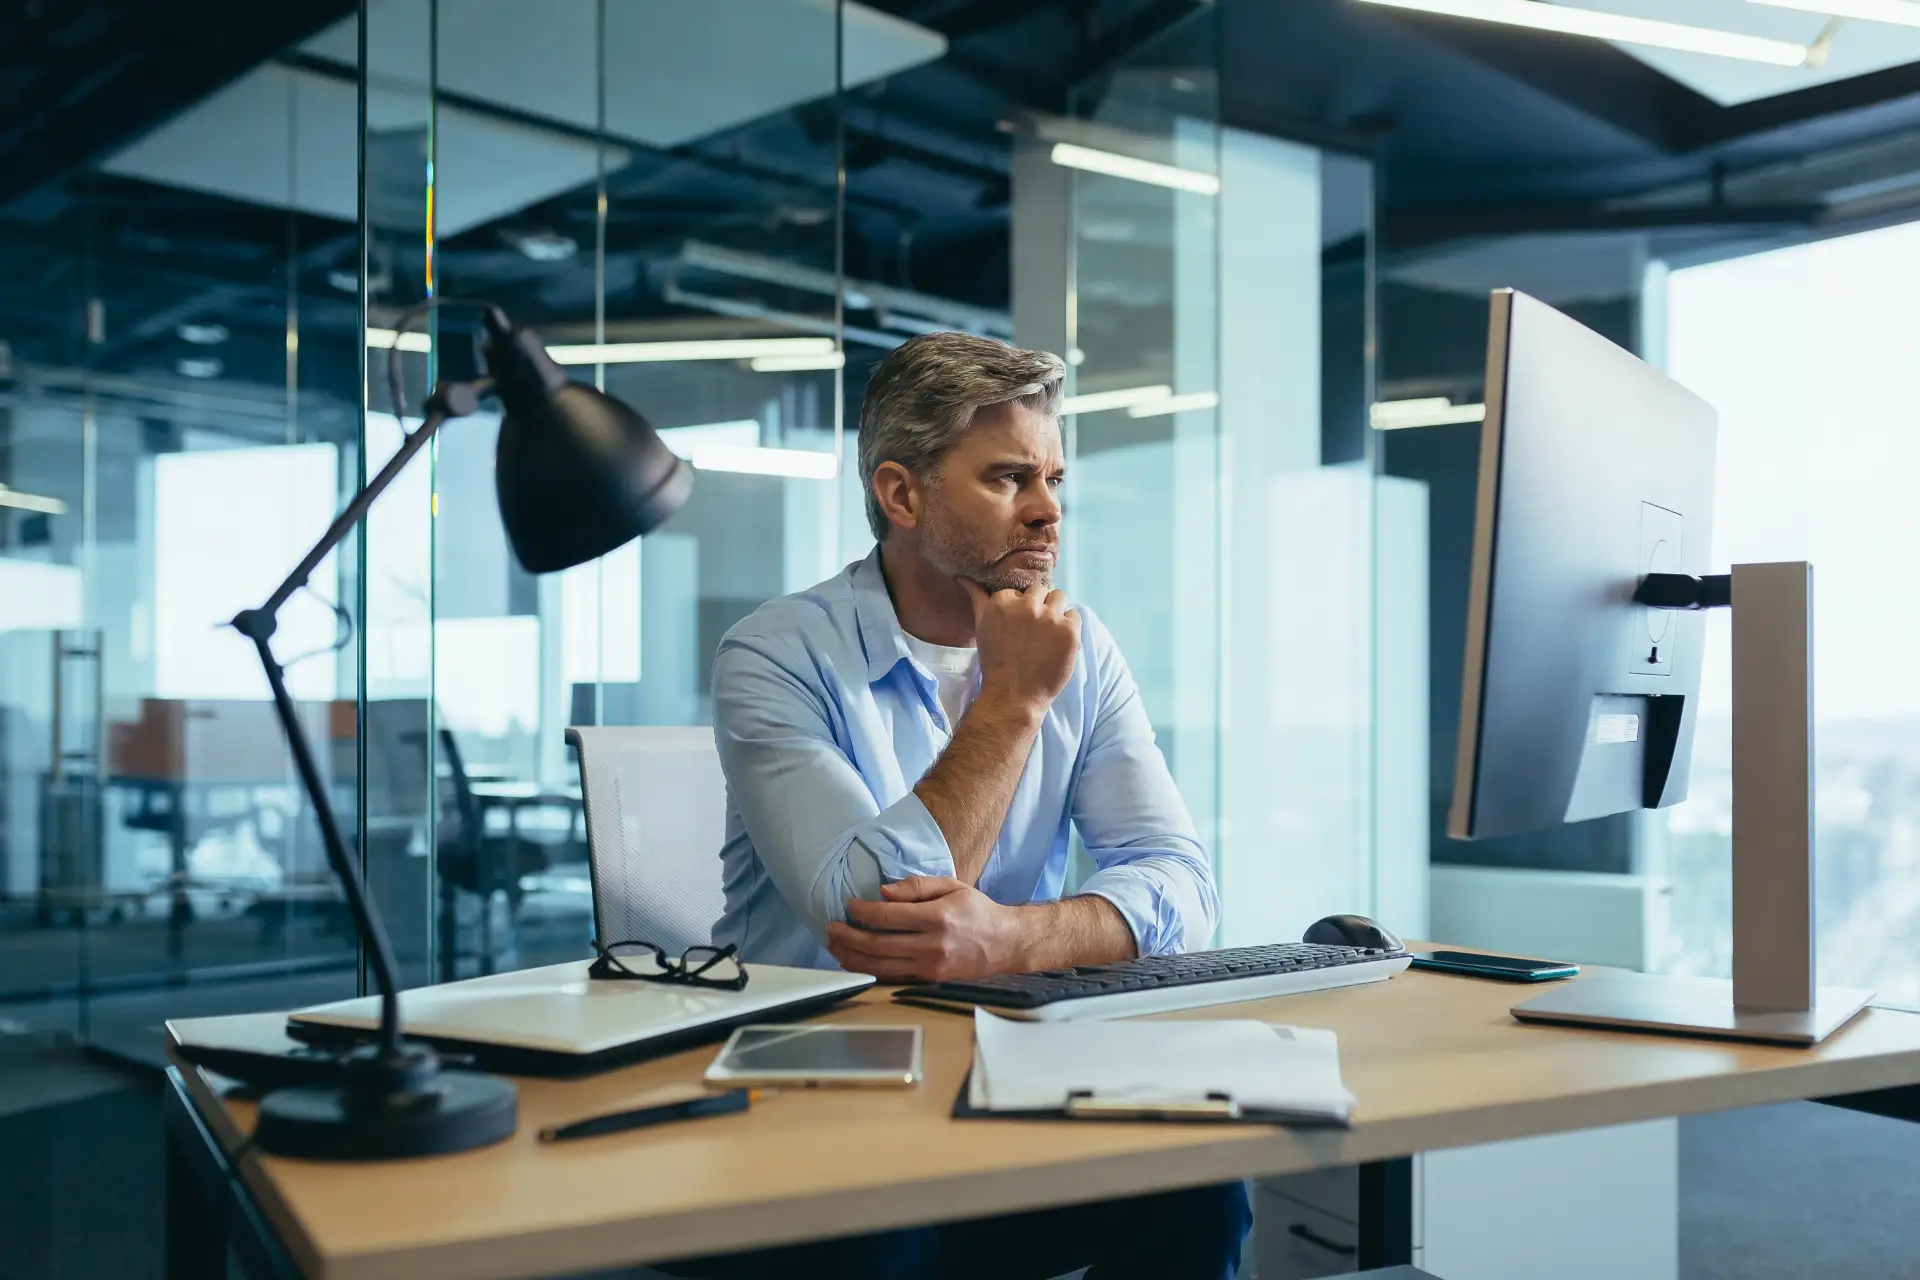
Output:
(902, 632), (978, 729)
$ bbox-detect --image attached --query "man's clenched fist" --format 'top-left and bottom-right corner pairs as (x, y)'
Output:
(961, 578), (1079, 715)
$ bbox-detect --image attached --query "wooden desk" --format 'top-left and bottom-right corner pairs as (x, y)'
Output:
(164, 964), (1920, 1280)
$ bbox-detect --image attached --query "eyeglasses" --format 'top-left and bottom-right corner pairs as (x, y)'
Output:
(589, 939), (748, 991)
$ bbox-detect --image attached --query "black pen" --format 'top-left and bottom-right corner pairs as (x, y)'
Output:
(538, 1088), (762, 1143)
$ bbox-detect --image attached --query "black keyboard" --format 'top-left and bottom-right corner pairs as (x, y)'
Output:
(893, 941), (1409, 1020)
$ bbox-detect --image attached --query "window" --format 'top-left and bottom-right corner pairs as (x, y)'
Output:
(1661, 220), (1920, 1003)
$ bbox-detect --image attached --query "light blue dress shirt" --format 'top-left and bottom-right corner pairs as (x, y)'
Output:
(710, 548), (1219, 971)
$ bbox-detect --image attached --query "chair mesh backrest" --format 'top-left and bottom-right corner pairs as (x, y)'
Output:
(569, 725), (728, 955)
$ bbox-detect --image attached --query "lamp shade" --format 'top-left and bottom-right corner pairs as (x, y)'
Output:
(485, 308), (693, 573)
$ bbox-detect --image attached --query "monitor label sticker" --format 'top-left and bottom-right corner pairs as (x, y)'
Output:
(1590, 713), (1641, 745)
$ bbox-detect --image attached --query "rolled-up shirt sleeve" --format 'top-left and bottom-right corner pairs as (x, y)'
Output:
(712, 639), (956, 946)
(1069, 615), (1220, 957)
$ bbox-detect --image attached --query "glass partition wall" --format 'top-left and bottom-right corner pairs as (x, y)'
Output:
(1046, 23), (1226, 880)
(1, 2), (1396, 1056)
(1015, 10), (1405, 947)
(375, 0), (861, 979)
(0, 0), (961, 1049)
(0, 25), (368, 1055)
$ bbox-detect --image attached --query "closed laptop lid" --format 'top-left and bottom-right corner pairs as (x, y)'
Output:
(288, 960), (873, 1057)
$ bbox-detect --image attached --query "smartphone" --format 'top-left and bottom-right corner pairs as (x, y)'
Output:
(1410, 951), (1580, 982)
(704, 1024), (924, 1088)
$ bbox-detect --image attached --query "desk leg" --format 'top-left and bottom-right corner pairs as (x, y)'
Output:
(166, 1114), (226, 1280)
(1357, 1157), (1414, 1269)
(167, 797), (191, 963)
(1819, 1086), (1920, 1125)
(165, 1070), (302, 1280)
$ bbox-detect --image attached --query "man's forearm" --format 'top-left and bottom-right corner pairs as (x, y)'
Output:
(1006, 894), (1137, 971)
(914, 691), (1043, 885)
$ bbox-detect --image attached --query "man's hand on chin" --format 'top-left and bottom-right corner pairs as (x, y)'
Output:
(826, 876), (1028, 982)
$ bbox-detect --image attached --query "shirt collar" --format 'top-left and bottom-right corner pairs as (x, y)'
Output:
(851, 547), (917, 685)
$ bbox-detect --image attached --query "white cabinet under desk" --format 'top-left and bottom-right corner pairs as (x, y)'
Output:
(1253, 1119), (1677, 1280)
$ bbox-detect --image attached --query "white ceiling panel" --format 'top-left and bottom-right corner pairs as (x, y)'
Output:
(104, 65), (361, 223)
(301, 0), (947, 149)
(104, 64), (628, 236)
(105, 0), (942, 231)
(1556, 0), (1920, 105)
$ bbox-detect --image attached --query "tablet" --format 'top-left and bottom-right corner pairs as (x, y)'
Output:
(704, 1024), (923, 1088)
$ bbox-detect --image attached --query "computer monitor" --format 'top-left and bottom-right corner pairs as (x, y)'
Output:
(1448, 288), (1716, 842)
(1449, 289), (1873, 1046)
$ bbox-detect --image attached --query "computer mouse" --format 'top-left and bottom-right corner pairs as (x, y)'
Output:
(1303, 913), (1404, 952)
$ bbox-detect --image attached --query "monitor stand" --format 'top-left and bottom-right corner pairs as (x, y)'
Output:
(1511, 562), (1873, 1047)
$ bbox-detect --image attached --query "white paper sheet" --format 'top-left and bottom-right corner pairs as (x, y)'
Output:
(970, 1008), (1355, 1122)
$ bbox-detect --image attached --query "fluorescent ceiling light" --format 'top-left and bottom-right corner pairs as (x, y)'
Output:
(1748, 0), (1920, 26)
(1370, 397), (1489, 430)
(1049, 143), (1221, 195)
(365, 327), (433, 354)
(364, 330), (838, 367)
(547, 337), (836, 366)
(1127, 390), (1220, 419)
(1061, 384), (1173, 415)
(748, 351), (847, 372)
(0, 484), (68, 516)
(679, 444), (838, 479)
(659, 421), (759, 451)
(656, 422), (838, 480)
(1354, 0), (1812, 67)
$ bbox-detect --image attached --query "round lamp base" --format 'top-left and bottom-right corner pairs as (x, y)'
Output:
(254, 1070), (517, 1160)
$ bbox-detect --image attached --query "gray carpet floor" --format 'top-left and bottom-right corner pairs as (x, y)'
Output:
(1681, 1102), (1920, 1280)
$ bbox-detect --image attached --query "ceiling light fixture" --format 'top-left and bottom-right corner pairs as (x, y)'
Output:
(0, 484), (68, 516)
(1061, 384), (1174, 415)
(545, 337), (837, 366)
(1127, 390), (1221, 419)
(366, 327), (433, 353)
(1049, 143), (1221, 195)
(364, 331), (839, 366)
(676, 444), (838, 479)
(747, 351), (847, 372)
(1353, 0), (1812, 66)
(1370, 397), (1489, 430)
(504, 229), (580, 263)
(1748, 0), (1920, 26)
(656, 421), (839, 479)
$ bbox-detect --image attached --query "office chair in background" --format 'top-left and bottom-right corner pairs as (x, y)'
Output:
(567, 725), (727, 955)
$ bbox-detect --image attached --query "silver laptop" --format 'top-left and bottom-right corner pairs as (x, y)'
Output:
(287, 959), (873, 1075)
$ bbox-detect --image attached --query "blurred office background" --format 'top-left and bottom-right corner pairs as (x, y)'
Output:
(5, 1), (1920, 1277)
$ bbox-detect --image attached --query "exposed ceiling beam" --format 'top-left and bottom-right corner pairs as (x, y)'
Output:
(1675, 58), (1920, 150)
(1365, 6), (1711, 151)
(1384, 199), (1822, 249)
(921, 0), (1067, 41)
(1364, 2), (1920, 159)
(0, 1), (356, 211)
(1064, 0), (1213, 88)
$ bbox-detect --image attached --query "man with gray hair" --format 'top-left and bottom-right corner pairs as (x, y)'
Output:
(681, 332), (1245, 1279)
(713, 329), (1219, 981)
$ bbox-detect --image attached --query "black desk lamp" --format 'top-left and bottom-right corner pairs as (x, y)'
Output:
(232, 306), (692, 1158)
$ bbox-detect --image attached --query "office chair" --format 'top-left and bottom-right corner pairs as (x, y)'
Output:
(357, 700), (524, 981)
(567, 725), (728, 954)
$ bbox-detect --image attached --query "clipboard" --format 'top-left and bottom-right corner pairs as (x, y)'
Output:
(948, 1068), (1349, 1127)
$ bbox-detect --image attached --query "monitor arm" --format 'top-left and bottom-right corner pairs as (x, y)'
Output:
(1519, 561), (1873, 1044)
(1634, 572), (1731, 610)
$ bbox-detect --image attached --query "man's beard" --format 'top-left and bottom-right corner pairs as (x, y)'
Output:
(920, 500), (1056, 593)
